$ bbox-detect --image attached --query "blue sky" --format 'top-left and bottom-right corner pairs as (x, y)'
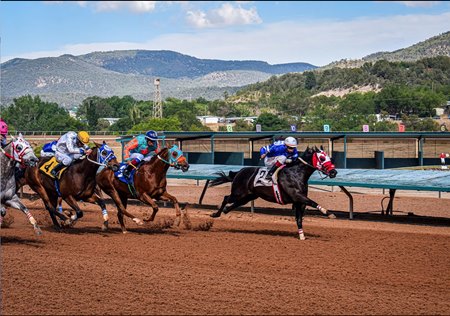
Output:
(1, 1), (449, 66)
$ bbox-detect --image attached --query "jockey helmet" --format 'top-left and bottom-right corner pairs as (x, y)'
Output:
(145, 130), (158, 141)
(77, 131), (90, 144)
(284, 137), (297, 148)
(0, 119), (8, 135)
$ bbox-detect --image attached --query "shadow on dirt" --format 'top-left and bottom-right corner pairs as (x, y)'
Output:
(0, 236), (45, 247)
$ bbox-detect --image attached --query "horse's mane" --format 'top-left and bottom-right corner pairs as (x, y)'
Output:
(289, 146), (318, 166)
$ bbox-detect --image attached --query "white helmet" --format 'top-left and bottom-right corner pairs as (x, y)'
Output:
(284, 137), (297, 147)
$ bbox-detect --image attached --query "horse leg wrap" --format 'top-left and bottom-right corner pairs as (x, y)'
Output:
(317, 205), (328, 215)
(25, 211), (37, 226)
(102, 209), (108, 221)
(298, 229), (306, 240)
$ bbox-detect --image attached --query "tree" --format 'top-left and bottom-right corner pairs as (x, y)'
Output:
(1, 95), (86, 131)
(304, 71), (317, 90)
(254, 113), (289, 131)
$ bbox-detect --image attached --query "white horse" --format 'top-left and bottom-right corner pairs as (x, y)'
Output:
(0, 133), (42, 235)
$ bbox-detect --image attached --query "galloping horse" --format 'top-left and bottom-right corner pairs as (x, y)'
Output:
(24, 141), (118, 230)
(209, 146), (338, 240)
(95, 145), (189, 233)
(0, 134), (42, 235)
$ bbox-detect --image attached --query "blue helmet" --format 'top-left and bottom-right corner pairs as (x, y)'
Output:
(145, 130), (158, 141)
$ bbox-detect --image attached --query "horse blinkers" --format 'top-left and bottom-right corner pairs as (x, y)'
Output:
(169, 147), (189, 172)
(312, 150), (337, 178)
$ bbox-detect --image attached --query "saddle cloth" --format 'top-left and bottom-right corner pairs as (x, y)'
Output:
(39, 157), (67, 179)
(253, 166), (285, 204)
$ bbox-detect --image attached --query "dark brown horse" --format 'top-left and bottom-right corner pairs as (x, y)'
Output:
(23, 141), (119, 229)
(209, 146), (338, 240)
(95, 145), (189, 233)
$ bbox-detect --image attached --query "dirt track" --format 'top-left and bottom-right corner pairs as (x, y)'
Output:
(1, 184), (450, 315)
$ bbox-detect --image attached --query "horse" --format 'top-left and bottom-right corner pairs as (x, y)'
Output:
(95, 145), (190, 233)
(0, 133), (42, 235)
(209, 146), (338, 240)
(23, 141), (119, 230)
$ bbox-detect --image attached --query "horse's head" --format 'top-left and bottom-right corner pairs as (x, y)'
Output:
(94, 141), (120, 172)
(10, 133), (39, 167)
(160, 145), (189, 172)
(305, 146), (337, 178)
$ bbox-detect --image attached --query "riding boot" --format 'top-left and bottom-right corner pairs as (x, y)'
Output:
(51, 162), (64, 178)
(122, 164), (134, 179)
(265, 165), (278, 180)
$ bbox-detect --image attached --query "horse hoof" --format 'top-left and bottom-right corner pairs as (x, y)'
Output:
(328, 214), (336, 219)
(210, 212), (220, 218)
(122, 230), (128, 234)
(299, 234), (306, 240)
(101, 222), (109, 231)
(34, 227), (43, 236)
(133, 218), (143, 226)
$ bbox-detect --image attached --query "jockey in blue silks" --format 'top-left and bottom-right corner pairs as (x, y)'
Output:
(260, 136), (299, 180)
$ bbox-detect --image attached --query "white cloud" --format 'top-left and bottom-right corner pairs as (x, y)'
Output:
(391, 1), (441, 8)
(3, 12), (450, 66)
(95, 1), (156, 13)
(186, 3), (262, 28)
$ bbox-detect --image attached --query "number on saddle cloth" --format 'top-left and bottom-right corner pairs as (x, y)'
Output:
(40, 157), (67, 178)
(254, 168), (272, 187)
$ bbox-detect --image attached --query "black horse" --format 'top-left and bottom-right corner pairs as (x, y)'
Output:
(209, 146), (338, 240)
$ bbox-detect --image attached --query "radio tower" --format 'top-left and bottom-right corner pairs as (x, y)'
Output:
(153, 78), (163, 119)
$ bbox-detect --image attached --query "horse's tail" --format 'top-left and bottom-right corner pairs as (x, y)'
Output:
(209, 171), (238, 187)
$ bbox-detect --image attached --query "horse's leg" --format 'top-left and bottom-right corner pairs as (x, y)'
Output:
(294, 202), (307, 240)
(106, 189), (142, 233)
(139, 193), (160, 222)
(4, 196), (42, 236)
(210, 195), (230, 218)
(63, 195), (84, 223)
(30, 184), (70, 228)
(222, 194), (257, 214)
(158, 191), (186, 227)
(298, 196), (336, 219)
(0, 204), (6, 229)
(83, 194), (110, 231)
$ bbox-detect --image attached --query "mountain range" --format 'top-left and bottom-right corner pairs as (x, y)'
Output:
(1, 31), (449, 108)
(0, 51), (316, 108)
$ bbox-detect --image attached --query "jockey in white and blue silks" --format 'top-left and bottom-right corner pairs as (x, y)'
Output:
(51, 131), (92, 177)
(260, 136), (299, 180)
(40, 140), (57, 158)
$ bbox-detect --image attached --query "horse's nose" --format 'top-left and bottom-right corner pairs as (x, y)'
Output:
(329, 169), (337, 178)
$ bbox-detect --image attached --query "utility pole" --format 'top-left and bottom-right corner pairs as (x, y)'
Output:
(153, 78), (162, 119)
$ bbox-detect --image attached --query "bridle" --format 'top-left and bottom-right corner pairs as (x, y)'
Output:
(0, 137), (35, 166)
(157, 146), (187, 170)
(299, 149), (335, 179)
(85, 144), (117, 168)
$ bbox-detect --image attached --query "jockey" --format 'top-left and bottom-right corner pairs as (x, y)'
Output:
(260, 136), (299, 180)
(122, 130), (159, 179)
(40, 140), (57, 158)
(51, 131), (92, 178)
(0, 118), (8, 148)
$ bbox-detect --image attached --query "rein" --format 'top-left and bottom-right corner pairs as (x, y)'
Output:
(0, 146), (14, 160)
(157, 154), (175, 167)
(298, 156), (330, 180)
